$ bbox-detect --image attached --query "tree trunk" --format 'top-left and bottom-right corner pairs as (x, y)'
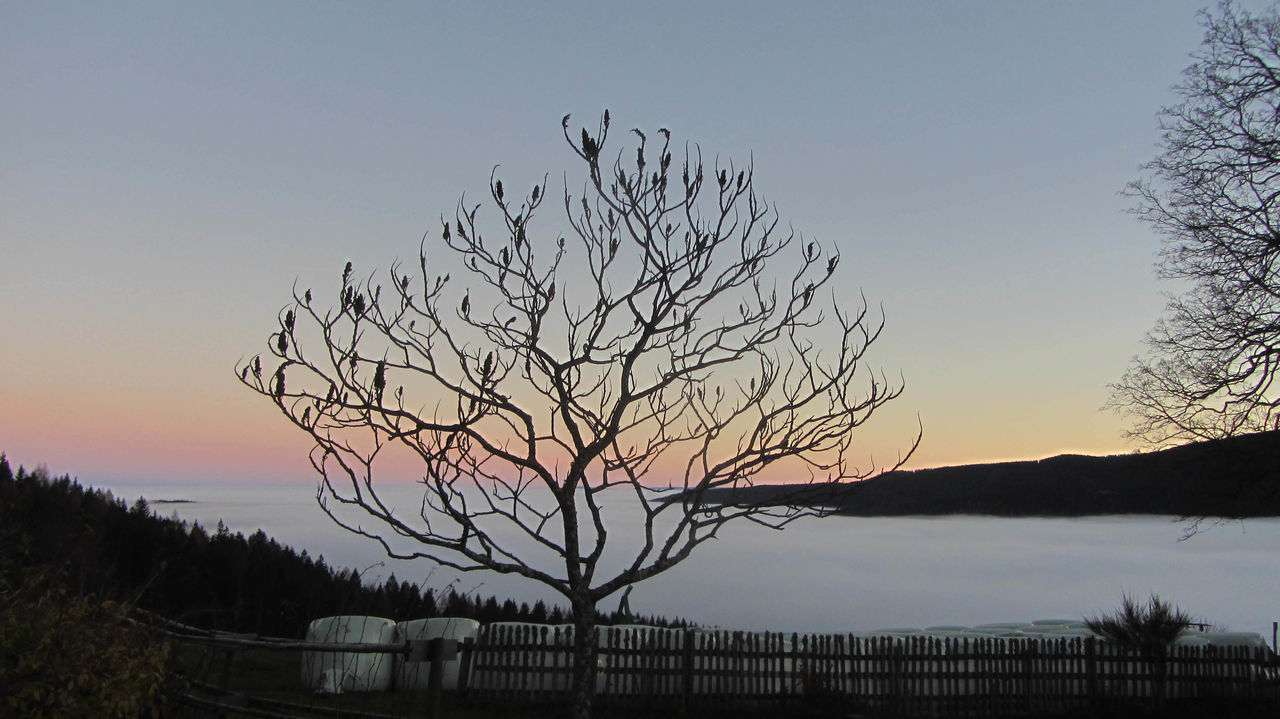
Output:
(568, 594), (598, 719)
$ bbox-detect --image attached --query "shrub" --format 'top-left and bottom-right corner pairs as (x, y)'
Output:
(1, 571), (170, 719)
(1084, 594), (1195, 653)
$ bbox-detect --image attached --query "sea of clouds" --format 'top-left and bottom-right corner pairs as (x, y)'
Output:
(98, 479), (1280, 639)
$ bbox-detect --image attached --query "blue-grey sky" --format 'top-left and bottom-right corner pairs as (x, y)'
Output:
(3, 1), (1268, 484)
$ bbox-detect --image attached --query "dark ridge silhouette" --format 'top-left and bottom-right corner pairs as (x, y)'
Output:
(699, 430), (1280, 517)
(0, 454), (686, 637)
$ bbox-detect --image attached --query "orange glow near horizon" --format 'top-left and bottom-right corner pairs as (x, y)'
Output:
(0, 351), (1138, 487)
(0, 392), (1135, 489)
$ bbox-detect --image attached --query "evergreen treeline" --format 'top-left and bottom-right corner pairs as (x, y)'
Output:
(0, 455), (685, 638)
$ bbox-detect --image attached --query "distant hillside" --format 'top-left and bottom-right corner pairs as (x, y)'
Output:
(699, 430), (1280, 517)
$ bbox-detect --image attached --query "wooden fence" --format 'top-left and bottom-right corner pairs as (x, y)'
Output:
(153, 612), (1280, 718)
(465, 625), (1280, 715)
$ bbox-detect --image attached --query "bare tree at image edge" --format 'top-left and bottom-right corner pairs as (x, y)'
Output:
(240, 111), (917, 718)
(1111, 2), (1280, 447)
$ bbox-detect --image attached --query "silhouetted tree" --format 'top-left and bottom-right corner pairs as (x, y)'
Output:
(241, 112), (915, 719)
(1113, 2), (1280, 445)
(529, 599), (549, 623)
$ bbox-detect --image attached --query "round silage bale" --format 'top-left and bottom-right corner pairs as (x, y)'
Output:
(394, 617), (480, 691)
(301, 615), (396, 693)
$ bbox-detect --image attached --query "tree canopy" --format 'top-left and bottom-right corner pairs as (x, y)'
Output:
(241, 112), (915, 718)
(1113, 1), (1280, 444)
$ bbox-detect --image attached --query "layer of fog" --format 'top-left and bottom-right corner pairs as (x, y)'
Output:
(102, 480), (1280, 638)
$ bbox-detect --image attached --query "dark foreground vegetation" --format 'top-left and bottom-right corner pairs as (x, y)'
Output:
(702, 430), (1280, 518)
(0, 454), (682, 717)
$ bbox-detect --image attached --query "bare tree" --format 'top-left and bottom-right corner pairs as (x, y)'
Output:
(1112, 2), (1280, 445)
(240, 112), (916, 718)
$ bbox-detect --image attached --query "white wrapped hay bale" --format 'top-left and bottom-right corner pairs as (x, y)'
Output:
(1043, 627), (1096, 640)
(1173, 634), (1211, 648)
(974, 622), (1032, 633)
(685, 628), (792, 696)
(868, 627), (923, 637)
(470, 622), (575, 693)
(596, 625), (684, 695)
(922, 628), (981, 646)
(1018, 625), (1064, 635)
(301, 615), (396, 693)
(1030, 618), (1083, 628)
(1200, 632), (1268, 649)
(394, 617), (480, 691)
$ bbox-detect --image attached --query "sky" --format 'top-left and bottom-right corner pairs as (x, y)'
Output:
(4, 0), (1274, 486)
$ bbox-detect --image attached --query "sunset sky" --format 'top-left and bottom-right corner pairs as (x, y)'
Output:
(4, 1), (1269, 486)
